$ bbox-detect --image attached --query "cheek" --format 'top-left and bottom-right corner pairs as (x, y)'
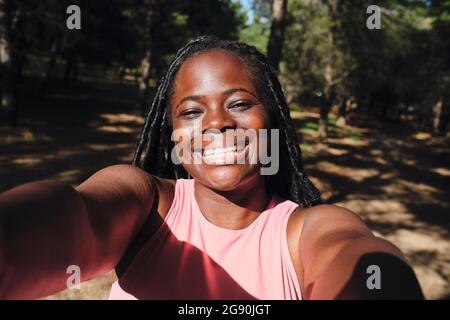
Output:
(238, 109), (270, 130)
(171, 126), (193, 160)
(171, 122), (192, 140)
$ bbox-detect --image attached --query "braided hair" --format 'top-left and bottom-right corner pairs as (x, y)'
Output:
(132, 35), (323, 208)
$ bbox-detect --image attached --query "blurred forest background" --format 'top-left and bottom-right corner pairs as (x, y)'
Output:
(0, 0), (449, 299)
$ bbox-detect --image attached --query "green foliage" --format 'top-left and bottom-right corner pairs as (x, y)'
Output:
(6, 0), (247, 79)
(278, 0), (449, 123)
(239, 18), (270, 54)
(152, 0), (247, 74)
(4, 0), (450, 128)
(282, 0), (331, 94)
(238, 0), (271, 53)
(429, 0), (450, 99)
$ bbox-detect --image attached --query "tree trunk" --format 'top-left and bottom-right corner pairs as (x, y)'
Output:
(64, 55), (73, 85)
(336, 97), (348, 127)
(39, 38), (61, 97)
(433, 98), (448, 136)
(267, 0), (288, 71)
(318, 96), (330, 138)
(138, 0), (161, 112)
(0, 0), (16, 126)
(14, 12), (25, 83)
(71, 57), (78, 84)
(15, 53), (23, 83)
(319, 0), (338, 138)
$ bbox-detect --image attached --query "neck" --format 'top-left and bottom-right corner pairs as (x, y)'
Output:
(194, 175), (271, 230)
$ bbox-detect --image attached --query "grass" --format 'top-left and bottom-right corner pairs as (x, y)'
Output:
(348, 131), (363, 140)
(294, 112), (364, 142)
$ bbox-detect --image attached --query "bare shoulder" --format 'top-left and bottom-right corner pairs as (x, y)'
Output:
(288, 203), (371, 242)
(289, 204), (372, 240)
(297, 203), (407, 265)
(288, 204), (408, 291)
(77, 164), (177, 218)
(304, 204), (370, 230)
(73, 165), (156, 231)
(77, 164), (154, 196)
(74, 164), (176, 249)
(287, 204), (374, 277)
(286, 203), (370, 291)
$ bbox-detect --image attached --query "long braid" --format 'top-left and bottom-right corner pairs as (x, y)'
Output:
(132, 74), (167, 166)
(133, 36), (211, 173)
(132, 35), (323, 207)
(266, 71), (321, 207)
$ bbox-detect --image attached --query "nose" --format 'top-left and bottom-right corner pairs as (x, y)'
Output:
(202, 106), (236, 133)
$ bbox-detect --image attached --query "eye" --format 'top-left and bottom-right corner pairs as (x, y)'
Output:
(228, 101), (255, 111)
(179, 108), (203, 119)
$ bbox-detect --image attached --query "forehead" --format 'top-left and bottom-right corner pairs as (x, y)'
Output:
(172, 50), (257, 98)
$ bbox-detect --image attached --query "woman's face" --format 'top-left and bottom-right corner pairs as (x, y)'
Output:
(170, 49), (270, 191)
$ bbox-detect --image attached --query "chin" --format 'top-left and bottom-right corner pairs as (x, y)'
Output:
(190, 164), (259, 192)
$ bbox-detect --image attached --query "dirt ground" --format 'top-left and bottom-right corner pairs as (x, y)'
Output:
(1, 81), (448, 299)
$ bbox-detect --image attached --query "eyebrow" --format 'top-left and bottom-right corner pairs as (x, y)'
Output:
(223, 87), (258, 99)
(175, 87), (258, 109)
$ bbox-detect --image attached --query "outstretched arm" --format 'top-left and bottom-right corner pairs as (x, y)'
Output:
(299, 204), (424, 299)
(0, 164), (155, 299)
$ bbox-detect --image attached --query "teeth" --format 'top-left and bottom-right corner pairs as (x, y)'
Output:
(203, 145), (240, 158)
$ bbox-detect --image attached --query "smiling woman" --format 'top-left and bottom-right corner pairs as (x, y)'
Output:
(0, 36), (424, 300)
(132, 36), (322, 207)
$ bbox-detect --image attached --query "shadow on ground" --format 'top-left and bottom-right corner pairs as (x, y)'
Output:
(292, 108), (450, 299)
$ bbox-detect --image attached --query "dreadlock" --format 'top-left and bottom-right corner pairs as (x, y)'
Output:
(132, 35), (323, 208)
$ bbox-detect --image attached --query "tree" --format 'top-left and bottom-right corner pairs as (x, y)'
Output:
(430, 0), (450, 135)
(267, 0), (288, 71)
(138, 0), (162, 111)
(319, 0), (338, 138)
(282, 0), (356, 136)
(30, 0), (142, 95)
(0, 0), (16, 126)
(281, 0), (445, 135)
(136, 0), (246, 112)
(239, 0), (272, 54)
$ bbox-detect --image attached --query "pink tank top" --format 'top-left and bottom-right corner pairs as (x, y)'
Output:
(108, 179), (302, 300)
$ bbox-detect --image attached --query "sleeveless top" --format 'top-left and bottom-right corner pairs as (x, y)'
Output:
(108, 179), (302, 300)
